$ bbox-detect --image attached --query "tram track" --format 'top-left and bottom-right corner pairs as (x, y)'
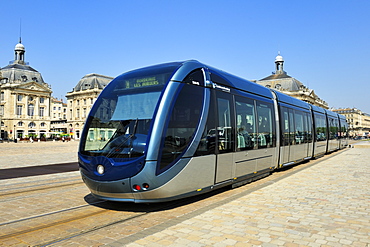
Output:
(0, 149), (349, 246)
(0, 180), (83, 198)
(0, 190), (200, 246)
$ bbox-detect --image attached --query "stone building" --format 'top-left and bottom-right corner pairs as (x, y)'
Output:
(332, 108), (370, 137)
(256, 54), (328, 109)
(0, 40), (53, 140)
(50, 97), (68, 135)
(65, 73), (113, 139)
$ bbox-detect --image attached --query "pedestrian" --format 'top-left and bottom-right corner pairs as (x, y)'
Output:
(30, 137), (33, 143)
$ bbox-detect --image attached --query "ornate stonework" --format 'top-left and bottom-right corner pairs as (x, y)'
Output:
(256, 54), (328, 109)
(0, 40), (53, 140)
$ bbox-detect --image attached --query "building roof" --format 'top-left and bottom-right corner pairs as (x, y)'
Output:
(0, 40), (47, 87)
(260, 73), (292, 81)
(256, 54), (328, 109)
(258, 74), (305, 92)
(71, 73), (113, 92)
(1, 64), (46, 84)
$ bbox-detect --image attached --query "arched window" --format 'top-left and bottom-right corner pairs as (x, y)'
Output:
(28, 104), (34, 116)
(28, 122), (36, 128)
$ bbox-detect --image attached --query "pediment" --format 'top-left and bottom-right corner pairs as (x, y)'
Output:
(17, 82), (52, 93)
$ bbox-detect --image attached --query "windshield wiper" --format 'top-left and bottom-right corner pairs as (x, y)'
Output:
(129, 118), (139, 158)
(105, 119), (139, 158)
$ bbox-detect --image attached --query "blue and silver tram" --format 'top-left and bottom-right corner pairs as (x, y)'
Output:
(78, 60), (348, 203)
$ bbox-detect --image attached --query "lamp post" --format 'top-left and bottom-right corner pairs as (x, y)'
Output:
(14, 125), (16, 143)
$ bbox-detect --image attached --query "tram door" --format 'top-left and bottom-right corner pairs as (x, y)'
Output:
(280, 107), (311, 166)
(280, 107), (290, 165)
(215, 91), (235, 184)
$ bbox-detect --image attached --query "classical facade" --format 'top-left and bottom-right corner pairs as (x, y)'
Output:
(0, 40), (53, 140)
(256, 54), (328, 109)
(65, 73), (113, 139)
(332, 108), (370, 137)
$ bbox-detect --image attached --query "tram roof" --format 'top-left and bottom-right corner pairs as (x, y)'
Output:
(272, 90), (310, 110)
(310, 104), (326, 114)
(175, 60), (274, 99)
(325, 109), (339, 118)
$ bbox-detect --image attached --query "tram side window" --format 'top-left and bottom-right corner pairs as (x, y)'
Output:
(294, 110), (306, 144)
(339, 119), (348, 138)
(195, 95), (216, 156)
(315, 114), (327, 141)
(305, 112), (313, 143)
(235, 96), (256, 151)
(281, 107), (290, 146)
(329, 117), (339, 140)
(217, 96), (234, 153)
(289, 109), (295, 145)
(159, 84), (204, 172)
(256, 102), (275, 148)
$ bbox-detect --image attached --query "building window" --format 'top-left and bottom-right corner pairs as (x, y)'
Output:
(70, 109), (72, 120)
(84, 99), (87, 105)
(28, 104), (34, 116)
(90, 98), (93, 104)
(0, 92), (4, 101)
(18, 95), (23, 101)
(17, 105), (22, 116)
(83, 108), (87, 118)
(18, 121), (23, 127)
(39, 107), (45, 117)
(28, 122), (36, 128)
(0, 105), (4, 116)
(41, 122), (45, 127)
(77, 109), (80, 118)
(40, 97), (44, 103)
(77, 100), (80, 106)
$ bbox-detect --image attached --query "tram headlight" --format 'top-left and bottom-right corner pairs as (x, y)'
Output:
(97, 164), (105, 175)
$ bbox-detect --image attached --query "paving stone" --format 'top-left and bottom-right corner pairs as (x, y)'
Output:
(2, 142), (370, 246)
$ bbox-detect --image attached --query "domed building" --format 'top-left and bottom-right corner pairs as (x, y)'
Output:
(257, 53), (328, 109)
(66, 73), (113, 139)
(0, 40), (53, 140)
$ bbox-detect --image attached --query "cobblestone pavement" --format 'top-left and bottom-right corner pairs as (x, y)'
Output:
(1, 141), (370, 246)
(114, 147), (370, 247)
(0, 140), (79, 168)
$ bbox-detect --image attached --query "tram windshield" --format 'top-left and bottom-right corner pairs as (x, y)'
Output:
(79, 63), (180, 158)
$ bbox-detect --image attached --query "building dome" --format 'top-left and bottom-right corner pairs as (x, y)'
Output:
(15, 42), (25, 51)
(275, 54), (284, 62)
(72, 73), (113, 92)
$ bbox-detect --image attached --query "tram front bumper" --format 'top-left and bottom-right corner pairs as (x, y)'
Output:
(80, 171), (134, 202)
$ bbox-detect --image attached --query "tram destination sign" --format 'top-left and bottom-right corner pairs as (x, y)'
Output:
(121, 70), (174, 89)
(125, 76), (160, 89)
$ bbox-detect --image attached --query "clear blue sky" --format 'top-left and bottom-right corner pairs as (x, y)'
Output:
(1, 1), (369, 113)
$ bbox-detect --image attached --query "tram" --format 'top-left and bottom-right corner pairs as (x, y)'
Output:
(78, 60), (348, 203)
